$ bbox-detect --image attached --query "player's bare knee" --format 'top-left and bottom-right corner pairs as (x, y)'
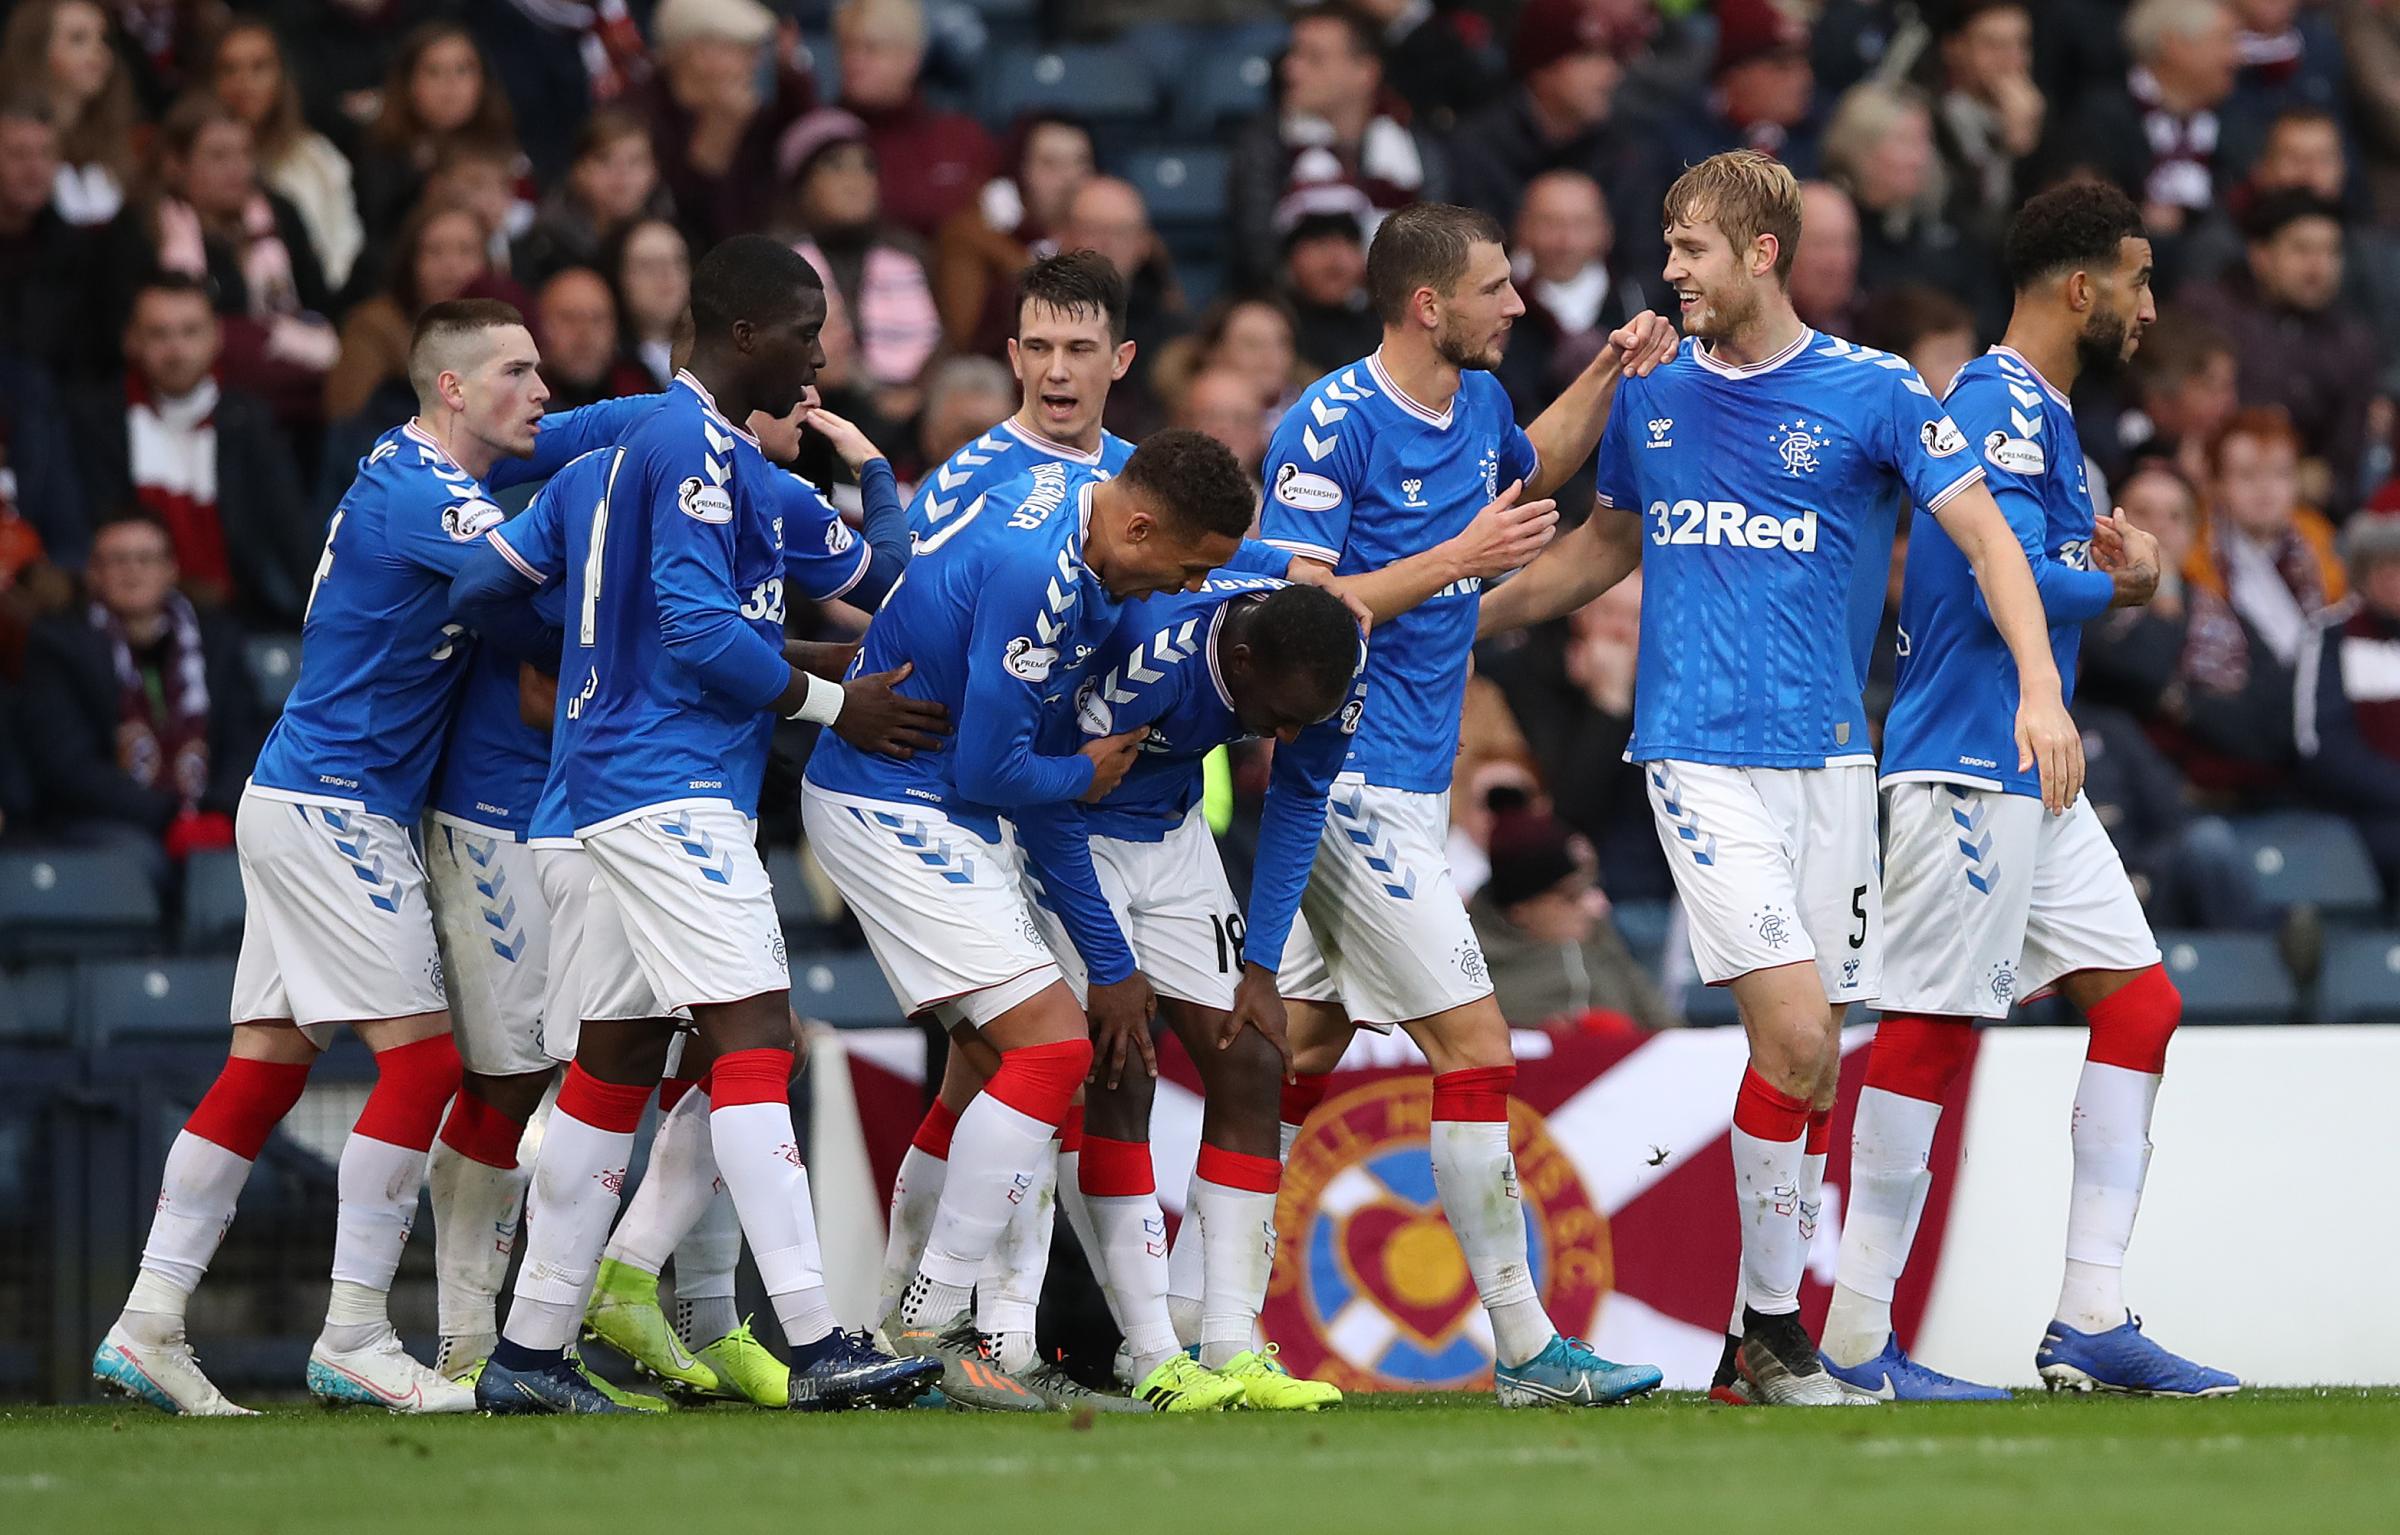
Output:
(1083, 1068), (1154, 1142)
(577, 1017), (677, 1086)
(693, 990), (795, 1056)
(1402, 998), (1513, 1076)
(230, 1020), (323, 1065)
(978, 981), (1087, 1052)
(464, 1067), (554, 1122)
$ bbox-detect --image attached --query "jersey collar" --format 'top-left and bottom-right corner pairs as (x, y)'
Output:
(673, 370), (763, 448)
(400, 419), (482, 484)
(1986, 345), (2073, 408)
(1204, 597), (1237, 711)
(1365, 349), (1454, 430)
(1692, 326), (1814, 379)
(1003, 415), (1107, 465)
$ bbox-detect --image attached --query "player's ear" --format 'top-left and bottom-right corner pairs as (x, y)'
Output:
(1753, 233), (1779, 281)
(1110, 339), (1135, 380)
(729, 317), (754, 357)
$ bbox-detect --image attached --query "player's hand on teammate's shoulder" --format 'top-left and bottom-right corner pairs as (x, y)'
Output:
(834, 659), (952, 759)
(1079, 726), (1148, 801)
(1221, 963), (1294, 1078)
(1285, 559), (1375, 637)
(1445, 480), (1560, 583)
(2092, 511), (2162, 610)
(1087, 972), (1159, 1088)
(2013, 688), (2086, 815)
(1602, 310), (1680, 379)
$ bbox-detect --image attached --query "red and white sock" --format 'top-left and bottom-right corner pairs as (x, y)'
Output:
(899, 1038), (1089, 1327)
(976, 1132), (1058, 1374)
(2060, 967), (2178, 1331)
(1429, 1067), (1553, 1367)
(1823, 1015), (1973, 1366)
(706, 1048), (835, 1349)
(122, 1055), (311, 1343)
(1192, 1145), (1281, 1368)
(1278, 1073), (1330, 1162)
(1730, 1065), (1811, 1318)
(880, 1099), (958, 1320)
(429, 1090), (530, 1372)
(602, 1078), (717, 1277)
(1080, 1135), (1178, 1378)
(324, 1034), (461, 1350)
(502, 1063), (649, 1353)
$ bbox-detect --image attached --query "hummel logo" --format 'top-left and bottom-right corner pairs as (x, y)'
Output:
(1401, 478), (1427, 507)
(1647, 417), (1674, 448)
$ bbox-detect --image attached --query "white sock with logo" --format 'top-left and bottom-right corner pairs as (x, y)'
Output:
(2057, 1061), (2160, 1331)
(1824, 1086), (1941, 1367)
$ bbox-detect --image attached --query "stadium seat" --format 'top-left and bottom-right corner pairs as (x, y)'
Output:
(1118, 147), (1230, 230)
(2313, 930), (2400, 1025)
(2229, 812), (2384, 919)
(2155, 931), (2300, 1025)
(76, 958), (240, 1047)
(1175, 45), (1277, 136)
(789, 950), (903, 1030)
(244, 633), (303, 709)
(0, 965), (75, 1043)
(982, 45), (1161, 126)
(1609, 901), (1673, 974)
(1679, 980), (1741, 1027)
(180, 848), (246, 953)
(0, 847), (163, 962)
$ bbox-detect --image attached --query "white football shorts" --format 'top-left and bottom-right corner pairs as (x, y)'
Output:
(580, 801), (790, 1013)
(1275, 778), (1492, 1031)
(801, 782), (1060, 1029)
(424, 817), (554, 1076)
(1640, 759), (1882, 1002)
(1879, 782), (2160, 1019)
(1026, 804), (1244, 1012)
(532, 842), (683, 1063)
(230, 786), (447, 1041)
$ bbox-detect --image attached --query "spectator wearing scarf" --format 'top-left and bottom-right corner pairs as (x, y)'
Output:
(778, 108), (941, 424)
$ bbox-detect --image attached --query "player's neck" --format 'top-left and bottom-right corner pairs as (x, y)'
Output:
(1705, 297), (1805, 370)
(682, 350), (757, 424)
(415, 412), (500, 482)
(1375, 333), (1461, 417)
(1010, 405), (1099, 455)
(1996, 318), (2079, 398)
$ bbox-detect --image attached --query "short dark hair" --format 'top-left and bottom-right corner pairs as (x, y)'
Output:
(129, 268), (216, 312)
(1366, 202), (1504, 325)
(2242, 187), (2342, 244)
(1246, 583), (1363, 702)
(408, 297), (528, 401)
(2003, 178), (2147, 290)
(1016, 249), (1127, 343)
(92, 507), (173, 543)
(1116, 428), (1255, 542)
(1290, 2), (1381, 58)
(688, 233), (824, 340)
(1936, 0), (2028, 40)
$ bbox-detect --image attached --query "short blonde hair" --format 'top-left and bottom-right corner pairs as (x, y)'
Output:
(1664, 150), (1803, 282)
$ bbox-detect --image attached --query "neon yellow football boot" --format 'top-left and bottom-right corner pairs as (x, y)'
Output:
(1132, 1352), (1246, 1412)
(694, 1319), (791, 1407)
(1219, 1345), (1342, 1411)
(582, 1258), (721, 1396)
(565, 1343), (670, 1412)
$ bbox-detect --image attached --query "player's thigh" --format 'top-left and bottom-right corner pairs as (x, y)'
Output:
(1116, 813), (1243, 1013)
(1879, 781), (2042, 1019)
(2020, 795), (2162, 1000)
(1285, 998), (1355, 1076)
(425, 821), (554, 1077)
(1778, 763), (1882, 1006)
(1301, 782), (1491, 1030)
(583, 803), (789, 1014)
(231, 792), (445, 1042)
(1641, 760), (1819, 989)
(803, 783), (1060, 1029)
(1163, 994), (1281, 1151)
(1397, 994), (1514, 1075)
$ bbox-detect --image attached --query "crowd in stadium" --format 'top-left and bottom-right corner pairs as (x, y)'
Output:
(2, 0), (2399, 1032)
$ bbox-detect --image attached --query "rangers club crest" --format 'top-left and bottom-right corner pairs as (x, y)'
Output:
(1772, 420), (1828, 477)
(1263, 1077), (1609, 1389)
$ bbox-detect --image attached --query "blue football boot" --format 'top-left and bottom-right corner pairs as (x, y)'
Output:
(2036, 1316), (2240, 1397)
(1821, 1335), (2011, 1401)
(474, 1354), (641, 1414)
(1495, 1336), (1664, 1407)
(786, 1329), (942, 1411)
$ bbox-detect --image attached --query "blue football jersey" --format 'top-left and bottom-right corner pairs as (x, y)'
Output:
(907, 416), (1133, 540)
(1881, 347), (2117, 795)
(425, 576), (566, 839)
(1595, 329), (1983, 769)
(250, 421), (509, 817)
(1259, 353), (1538, 793)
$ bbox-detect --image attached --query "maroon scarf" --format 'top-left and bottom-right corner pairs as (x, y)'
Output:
(90, 591), (210, 805)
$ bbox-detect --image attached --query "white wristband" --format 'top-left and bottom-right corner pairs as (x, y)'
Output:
(787, 671), (845, 725)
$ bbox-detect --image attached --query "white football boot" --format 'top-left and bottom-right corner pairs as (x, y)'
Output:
(92, 1323), (256, 1417)
(307, 1329), (476, 1413)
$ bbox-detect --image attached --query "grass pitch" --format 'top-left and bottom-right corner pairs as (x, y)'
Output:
(4, 1389), (2390, 1535)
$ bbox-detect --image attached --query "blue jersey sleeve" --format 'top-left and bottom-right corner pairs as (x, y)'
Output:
(390, 478), (507, 580)
(953, 551), (1099, 806)
(639, 428), (789, 713)
(1947, 372), (2115, 624)
(491, 395), (659, 489)
(1260, 394), (1370, 566)
(1012, 799), (1135, 986)
(770, 468), (875, 603)
(1877, 364), (1986, 513)
(1223, 537), (1297, 578)
(1243, 691), (1358, 971)
(849, 457), (909, 608)
(1592, 376), (1638, 512)
(1500, 412), (1540, 493)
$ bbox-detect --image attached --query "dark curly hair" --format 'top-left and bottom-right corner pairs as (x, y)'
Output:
(1116, 428), (1255, 542)
(2004, 179), (2147, 291)
(1244, 583), (1363, 706)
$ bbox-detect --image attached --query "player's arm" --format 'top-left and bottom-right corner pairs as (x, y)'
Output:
(1928, 483), (2082, 810)
(953, 560), (1139, 807)
(1013, 797), (1157, 1083)
(489, 394), (658, 489)
(778, 403), (910, 609)
(1948, 374), (2121, 624)
(1475, 503), (1643, 636)
(1518, 311), (1679, 499)
(446, 493), (564, 667)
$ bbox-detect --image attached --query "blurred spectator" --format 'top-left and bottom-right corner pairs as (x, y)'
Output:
(1351, 0), (1513, 135)
(2047, 0), (2239, 251)
(0, 95), (144, 384)
(1932, 0), (2046, 251)
(649, 0), (811, 249)
(1446, 0), (1666, 282)
(2078, 701), (2271, 929)
(423, 137), (536, 280)
(2296, 514), (2400, 896)
(0, 353), (91, 581)
(933, 113), (1093, 357)
(1061, 175), (1187, 436)
(102, 0), (226, 114)
(2109, 309), (2240, 486)
(326, 201), (507, 423)
(1227, 2), (1445, 291)
(513, 108), (670, 286)
(1279, 194), (1379, 373)
(353, 21), (519, 254)
(1856, 283), (1978, 397)
(1823, 81), (1991, 329)
(834, 0), (996, 242)
(1153, 296), (1308, 435)
(2180, 190), (2380, 513)
(2082, 458), (2298, 795)
(142, 94), (339, 428)
(1173, 365), (1270, 484)
(68, 271), (312, 628)
(2193, 407), (2347, 661)
(0, 0), (137, 226)
(909, 353), (1013, 483)
(532, 266), (652, 410)
(2341, 0), (2400, 225)
(604, 213), (691, 389)
(776, 108), (940, 426)
(1790, 181), (1862, 335)
(207, 19), (365, 296)
(1447, 679), (1543, 899)
(1496, 169), (1644, 426)
(1470, 804), (1678, 1032)
(19, 509), (265, 871)
(2220, 0), (2348, 170)
(1675, 0), (1820, 177)
(467, 0), (655, 185)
